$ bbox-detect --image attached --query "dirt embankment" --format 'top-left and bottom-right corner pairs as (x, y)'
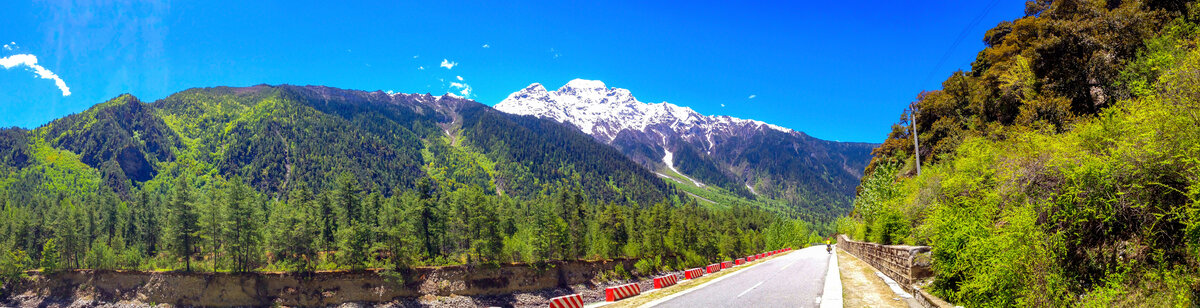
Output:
(5, 259), (639, 307)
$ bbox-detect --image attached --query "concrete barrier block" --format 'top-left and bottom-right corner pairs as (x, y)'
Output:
(653, 274), (678, 289)
(605, 283), (641, 302)
(549, 294), (584, 308)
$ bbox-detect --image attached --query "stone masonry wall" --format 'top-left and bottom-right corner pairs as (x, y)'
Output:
(837, 234), (932, 291)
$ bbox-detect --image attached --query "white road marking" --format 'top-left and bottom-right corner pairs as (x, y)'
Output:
(736, 281), (765, 298)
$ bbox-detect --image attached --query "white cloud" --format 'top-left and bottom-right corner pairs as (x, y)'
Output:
(418, 66), (425, 70)
(440, 59), (458, 69)
(721, 104), (726, 107)
(2, 42), (12, 51)
(482, 44), (490, 48)
(456, 76), (463, 81)
(0, 54), (72, 96)
(413, 55), (419, 59)
(748, 94), (756, 99)
(449, 82), (472, 97)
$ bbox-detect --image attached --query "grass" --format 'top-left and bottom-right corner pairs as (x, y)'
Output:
(836, 249), (910, 308)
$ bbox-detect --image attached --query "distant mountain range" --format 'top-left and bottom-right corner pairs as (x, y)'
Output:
(3, 84), (678, 205)
(0, 81), (875, 217)
(496, 79), (877, 210)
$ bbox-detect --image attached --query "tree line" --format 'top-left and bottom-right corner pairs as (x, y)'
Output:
(1, 170), (818, 283)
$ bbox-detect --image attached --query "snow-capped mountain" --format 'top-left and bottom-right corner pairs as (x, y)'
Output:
(497, 79), (789, 145)
(496, 79), (877, 211)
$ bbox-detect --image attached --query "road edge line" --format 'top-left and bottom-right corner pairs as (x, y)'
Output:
(634, 249), (796, 308)
(819, 244), (843, 308)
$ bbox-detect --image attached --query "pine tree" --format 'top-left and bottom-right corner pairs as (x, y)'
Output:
(224, 178), (262, 272)
(199, 183), (225, 272)
(52, 198), (85, 269)
(335, 172), (362, 225)
(40, 239), (59, 273)
(269, 186), (317, 271)
(379, 192), (420, 269)
(169, 175), (199, 271)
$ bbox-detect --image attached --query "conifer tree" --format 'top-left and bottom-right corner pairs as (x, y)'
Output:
(169, 175), (199, 271)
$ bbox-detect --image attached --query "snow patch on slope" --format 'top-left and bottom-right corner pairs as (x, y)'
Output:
(662, 148), (704, 188)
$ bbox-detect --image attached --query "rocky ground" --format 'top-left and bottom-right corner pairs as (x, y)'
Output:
(4, 270), (683, 308)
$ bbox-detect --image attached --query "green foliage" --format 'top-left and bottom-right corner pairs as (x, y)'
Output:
(267, 186), (319, 272)
(846, 4), (1200, 306)
(40, 239), (59, 274)
(223, 178), (262, 272)
(0, 248), (31, 290)
(168, 175), (200, 271)
(0, 83), (815, 278)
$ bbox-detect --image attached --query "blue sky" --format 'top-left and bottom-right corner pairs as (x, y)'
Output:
(0, 0), (1025, 143)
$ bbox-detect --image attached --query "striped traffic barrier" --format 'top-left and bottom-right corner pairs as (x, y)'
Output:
(653, 274), (679, 289)
(549, 294), (584, 308)
(735, 258), (745, 265)
(706, 263), (721, 273)
(684, 268), (704, 279)
(721, 261), (733, 269)
(605, 283), (641, 302)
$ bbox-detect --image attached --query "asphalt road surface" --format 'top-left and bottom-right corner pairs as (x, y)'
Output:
(652, 245), (832, 308)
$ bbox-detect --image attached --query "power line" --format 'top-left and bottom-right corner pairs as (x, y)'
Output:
(920, 0), (1003, 90)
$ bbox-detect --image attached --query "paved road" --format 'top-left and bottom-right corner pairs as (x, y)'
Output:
(652, 245), (832, 308)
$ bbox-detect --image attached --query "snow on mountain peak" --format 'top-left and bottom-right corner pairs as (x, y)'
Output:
(562, 79), (607, 90)
(495, 79), (793, 143)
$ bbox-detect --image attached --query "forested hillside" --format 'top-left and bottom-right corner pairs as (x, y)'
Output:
(0, 84), (821, 293)
(496, 80), (878, 221)
(841, 1), (1200, 306)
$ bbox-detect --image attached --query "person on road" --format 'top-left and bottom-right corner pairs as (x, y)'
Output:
(826, 240), (833, 254)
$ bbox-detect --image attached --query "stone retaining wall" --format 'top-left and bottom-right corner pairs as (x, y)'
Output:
(838, 235), (958, 307)
(837, 234), (931, 289)
(7, 259), (638, 307)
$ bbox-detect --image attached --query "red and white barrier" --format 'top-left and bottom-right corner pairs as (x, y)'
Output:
(549, 294), (584, 308)
(721, 261), (733, 269)
(706, 263), (721, 273)
(605, 283), (641, 302)
(653, 274), (679, 289)
(684, 268), (704, 279)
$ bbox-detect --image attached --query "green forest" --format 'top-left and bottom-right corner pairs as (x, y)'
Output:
(0, 84), (822, 292)
(840, 0), (1200, 306)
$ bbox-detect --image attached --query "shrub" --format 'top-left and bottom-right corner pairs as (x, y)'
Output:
(40, 240), (60, 274)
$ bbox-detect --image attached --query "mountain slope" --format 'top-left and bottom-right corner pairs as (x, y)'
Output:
(146, 84), (680, 204)
(495, 79), (876, 212)
(0, 84), (815, 277)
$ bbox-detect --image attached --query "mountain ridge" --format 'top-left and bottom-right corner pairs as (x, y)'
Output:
(495, 79), (877, 215)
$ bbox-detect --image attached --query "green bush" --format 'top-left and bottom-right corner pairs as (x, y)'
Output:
(1, 249), (31, 289)
(633, 259), (654, 276)
(40, 240), (60, 274)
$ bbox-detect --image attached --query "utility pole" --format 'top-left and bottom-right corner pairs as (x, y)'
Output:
(911, 102), (921, 176)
